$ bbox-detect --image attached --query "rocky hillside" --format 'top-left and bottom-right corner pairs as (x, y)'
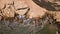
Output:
(0, 0), (60, 34)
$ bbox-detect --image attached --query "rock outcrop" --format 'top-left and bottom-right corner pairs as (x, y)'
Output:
(0, 0), (60, 34)
(0, 0), (29, 20)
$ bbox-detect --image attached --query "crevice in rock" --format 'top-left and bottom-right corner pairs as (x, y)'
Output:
(32, 0), (60, 11)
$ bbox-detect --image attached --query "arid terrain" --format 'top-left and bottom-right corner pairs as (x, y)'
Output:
(0, 0), (60, 34)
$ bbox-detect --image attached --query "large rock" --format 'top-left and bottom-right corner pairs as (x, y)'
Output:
(0, 0), (5, 9)
(14, 0), (29, 15)
(25, 0), (47, 18)
(2, 5), (15, 17)
(15, 7), (29, 15)
(0, 0), (29, 17)
(14, 0), (28, 10)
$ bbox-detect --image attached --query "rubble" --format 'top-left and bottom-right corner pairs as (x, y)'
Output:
(54, 12), (60, 21)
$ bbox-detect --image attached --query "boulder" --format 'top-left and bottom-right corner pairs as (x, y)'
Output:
(25, 0), (47, 18)
(14, 0), (28, 10)
(2, 5), (15, 17)
(14, 0), (29, 15)
(15, 7), (29, 15)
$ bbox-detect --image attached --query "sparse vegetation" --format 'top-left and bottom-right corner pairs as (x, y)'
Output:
(0, 0), (60, 34)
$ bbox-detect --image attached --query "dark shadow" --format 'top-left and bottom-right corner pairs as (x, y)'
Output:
(33, 0), (60, 11)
